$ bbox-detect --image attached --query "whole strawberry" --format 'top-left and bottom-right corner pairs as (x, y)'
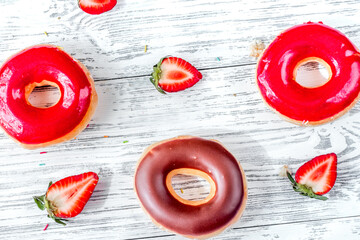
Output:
(33, 172), (99, 225)
(150, 56), (203, 94)
(286, 153), (337, 200)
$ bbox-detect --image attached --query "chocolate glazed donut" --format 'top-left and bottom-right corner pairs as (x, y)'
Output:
(134, 136), (248, 239)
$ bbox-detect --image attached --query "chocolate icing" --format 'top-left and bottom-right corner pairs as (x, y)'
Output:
(135, 137), (246, 237)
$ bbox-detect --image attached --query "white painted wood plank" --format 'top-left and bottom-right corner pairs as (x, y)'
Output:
(0, 0), (360, 79)
(1, 65), (360, 239)
(1, 0), (360, 239)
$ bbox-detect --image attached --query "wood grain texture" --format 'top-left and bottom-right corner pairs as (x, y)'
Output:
(1, 0), (360, 239)
(0, 0), (360, 79)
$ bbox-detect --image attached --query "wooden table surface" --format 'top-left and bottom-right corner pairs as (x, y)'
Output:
(1, 0), (360, 239)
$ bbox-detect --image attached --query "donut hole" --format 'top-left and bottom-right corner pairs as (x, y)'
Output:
(26, 81), (61, 108)
(294, 58), (331, 88)
(166, 168), (216, 206)
(172, 174), (211, 200)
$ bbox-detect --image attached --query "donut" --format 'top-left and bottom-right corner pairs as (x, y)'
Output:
(0, 45), (98, 149)
(256, 22), (360, 125)
(134, 136), (247, 239)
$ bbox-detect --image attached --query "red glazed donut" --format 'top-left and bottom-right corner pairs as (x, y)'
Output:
(134, 136), (247, 239)
(0, 45), (98, 149)
(257, 22), (360, 125)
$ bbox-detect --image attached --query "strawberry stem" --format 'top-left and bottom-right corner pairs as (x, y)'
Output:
(150, 57), (168, 94)
(34, 181), (68, 226)
(286, 171), (328, 201)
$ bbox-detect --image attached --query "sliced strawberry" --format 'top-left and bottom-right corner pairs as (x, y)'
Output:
(78, 0), (117, 15)
(150, 56), (202, 94)
(286, 153), (337, 200)
(33, 172), (99, 225)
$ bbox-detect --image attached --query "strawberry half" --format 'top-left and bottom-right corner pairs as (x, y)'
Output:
(78, 0), (117, 15)
(150, 56), (203, 94)
(33, 172), (99, 225)
(286, 153), (337, 200)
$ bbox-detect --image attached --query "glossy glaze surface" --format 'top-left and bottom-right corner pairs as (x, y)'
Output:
(135, 137), (246, 237)
(0, 45), (94, 144)
(257, 22), (360, 123)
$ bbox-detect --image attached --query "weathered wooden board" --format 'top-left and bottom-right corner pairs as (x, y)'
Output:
(1, 0), (360, 239)
(0, 0), (360, 79)
(1, 65), (360, 239)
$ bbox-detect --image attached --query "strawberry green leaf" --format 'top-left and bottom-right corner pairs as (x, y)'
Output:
(286, 171), (297, 185)
(34, 182), (53, 211)
(33, 195), (45, 210)
(47, 214), (68, 226)
(54, 218), (68, 226)
(286, 171), (328, 201)
(149, 57), (169, 94)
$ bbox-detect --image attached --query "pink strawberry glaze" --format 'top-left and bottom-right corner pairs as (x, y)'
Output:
(257, 22), (360, 124)
(0, 45), (94, 145)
